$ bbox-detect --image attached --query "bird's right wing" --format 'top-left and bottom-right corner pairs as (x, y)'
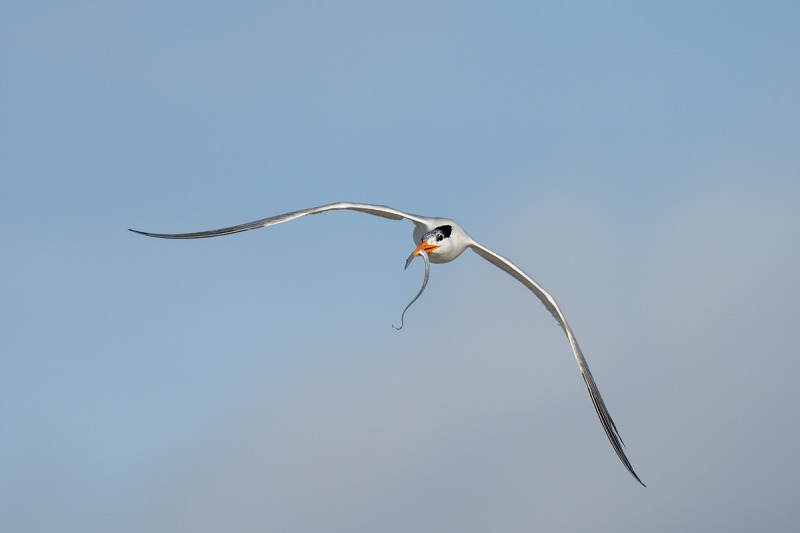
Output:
(129, 202), (431, 239)
(469, 241), (645, 486)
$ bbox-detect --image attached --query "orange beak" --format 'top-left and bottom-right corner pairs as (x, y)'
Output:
(405, 241), (440, 270)
(412, 241), (440, 256)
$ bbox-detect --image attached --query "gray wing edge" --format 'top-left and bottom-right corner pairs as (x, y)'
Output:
(129, 202), (431, 239)
(469, 242), (645, 486)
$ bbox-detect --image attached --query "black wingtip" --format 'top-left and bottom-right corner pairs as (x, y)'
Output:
(128, 228), (180, 239)
(628, 464), (647, 487)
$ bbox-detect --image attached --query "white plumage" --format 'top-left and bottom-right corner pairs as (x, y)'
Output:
(130, 202), (644, 486)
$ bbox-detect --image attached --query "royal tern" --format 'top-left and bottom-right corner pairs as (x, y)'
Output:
(130, 201), (644, 486)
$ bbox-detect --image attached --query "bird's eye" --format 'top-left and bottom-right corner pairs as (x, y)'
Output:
(436, 234), (444, 242)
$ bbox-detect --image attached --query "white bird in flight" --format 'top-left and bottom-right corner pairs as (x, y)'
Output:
(130, 202), (644, 486)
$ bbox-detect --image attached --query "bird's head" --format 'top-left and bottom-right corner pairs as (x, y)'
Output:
(405, 224), (466, 269)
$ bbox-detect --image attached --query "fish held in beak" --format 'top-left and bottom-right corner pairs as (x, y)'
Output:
(394, 248), (431, 330)
(404, 241), (439, 270)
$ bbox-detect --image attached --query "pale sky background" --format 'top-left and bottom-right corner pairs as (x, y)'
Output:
(2, 1), (800, 532)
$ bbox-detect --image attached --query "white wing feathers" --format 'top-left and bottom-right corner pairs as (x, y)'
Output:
(128, 202), (431, 239)
(469, 242), (645, 486)
(130, 203), (643, 485)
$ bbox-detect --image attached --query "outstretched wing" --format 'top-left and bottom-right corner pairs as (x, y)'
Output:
(129, 202), (432, 239)
(470, 241), (645, 486)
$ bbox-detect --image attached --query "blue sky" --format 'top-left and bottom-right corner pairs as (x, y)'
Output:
(2, 1), (799, 531)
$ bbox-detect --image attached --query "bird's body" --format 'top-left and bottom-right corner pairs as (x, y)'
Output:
(130, 202), (644, 486)
(409, 217), (471, 263)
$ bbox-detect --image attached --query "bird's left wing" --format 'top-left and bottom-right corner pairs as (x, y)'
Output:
(129, 202), (431, 239)
(469, 241), (645, 486)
